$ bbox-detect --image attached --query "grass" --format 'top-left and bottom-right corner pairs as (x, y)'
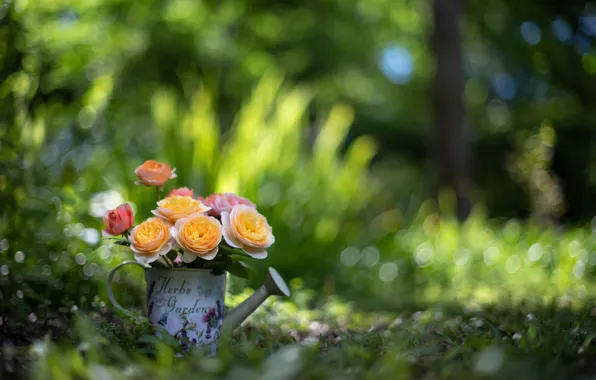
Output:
(11, 299), (596, 380)
(4, 269), (596, 380)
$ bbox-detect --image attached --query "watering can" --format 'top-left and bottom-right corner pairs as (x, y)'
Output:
(107, 262), (290, 349)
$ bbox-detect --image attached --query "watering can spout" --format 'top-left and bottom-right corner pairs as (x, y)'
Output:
(222, 267), (290, 334)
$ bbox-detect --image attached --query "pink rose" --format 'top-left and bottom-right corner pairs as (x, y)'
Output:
(198, 193), (256, 217)
(103, 203), (134, 236)
(168, 187), (194, 198)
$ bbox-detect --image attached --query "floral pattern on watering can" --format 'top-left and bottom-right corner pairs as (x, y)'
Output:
(145, 268), (226, 352)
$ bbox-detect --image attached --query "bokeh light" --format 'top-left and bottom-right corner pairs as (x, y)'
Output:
(379, 45), (414, 84)
(520, 21), (542, 45)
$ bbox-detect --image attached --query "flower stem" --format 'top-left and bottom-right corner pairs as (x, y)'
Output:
(156, 186), (162, 202)
(154, 258), (170, 269)
(162, 255), (174, 268)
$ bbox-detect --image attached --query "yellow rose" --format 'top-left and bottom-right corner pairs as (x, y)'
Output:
(152, 195), (211, 223)
(130, 217), (173, 264)
(171, 213), (222, 262)
(221, 205), (274, 259)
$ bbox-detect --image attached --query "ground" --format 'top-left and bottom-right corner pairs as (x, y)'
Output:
(4, 286), (596, 380)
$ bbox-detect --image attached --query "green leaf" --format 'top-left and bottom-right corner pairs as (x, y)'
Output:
(138, 334), (158, 345)
(210, 267), (226, 276)
(240, 262), (258, 281)
(166, 249), (179, 261)
(226, 261), (249, 279)
(203, 261), (228, 270)
(114, 239), (131, 246)
(228, 253), (251, 262)
(219, 254), (233, 264)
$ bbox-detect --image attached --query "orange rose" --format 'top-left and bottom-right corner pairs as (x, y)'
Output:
(102, 203), (134, 236)
(134, 160), (176, 187)
(171, 213), (222, 262)
(152, 195), (211, 223)
(221, 205), (274, 259)
(130, 217), (173, 265)
(168, 187), (194, 198)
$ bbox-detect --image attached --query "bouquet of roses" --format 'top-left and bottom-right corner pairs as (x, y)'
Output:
(101, 160), (274, 278)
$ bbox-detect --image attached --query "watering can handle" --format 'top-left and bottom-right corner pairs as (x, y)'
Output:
(106, 261), (147, 317)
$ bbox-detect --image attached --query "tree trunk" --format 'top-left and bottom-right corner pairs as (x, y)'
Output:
(431, 0), (471, 220)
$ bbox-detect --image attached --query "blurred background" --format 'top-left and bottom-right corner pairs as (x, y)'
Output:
(4, 0), (596, 377)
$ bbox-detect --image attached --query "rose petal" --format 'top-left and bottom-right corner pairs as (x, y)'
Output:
(130, 243), (145, 254)
(199, 246), (218, 261)
(168, 187), (194, 197)
(170, 226), (182, 248)
(221, 212), (243, 248)
(268, 233), (275, 246)
(146, 254), (162, 264)
(124, 203), (134, 225)
(129, 224), (140, 237)
(151, 210), (171, 223)
(170, 225), (179, 238)
(134, 253), (151, 265)
(242, 246), (268, 259)
(157, 242), (172, 257)
(181, 250), (197, 263)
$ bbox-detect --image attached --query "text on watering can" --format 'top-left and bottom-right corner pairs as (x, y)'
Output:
(155, 276), (213, 314)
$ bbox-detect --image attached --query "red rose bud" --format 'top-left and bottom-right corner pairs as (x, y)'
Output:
(103, 203), (134, 236)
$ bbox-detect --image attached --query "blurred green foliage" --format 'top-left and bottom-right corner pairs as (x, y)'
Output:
(10, 0), (596, 221)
